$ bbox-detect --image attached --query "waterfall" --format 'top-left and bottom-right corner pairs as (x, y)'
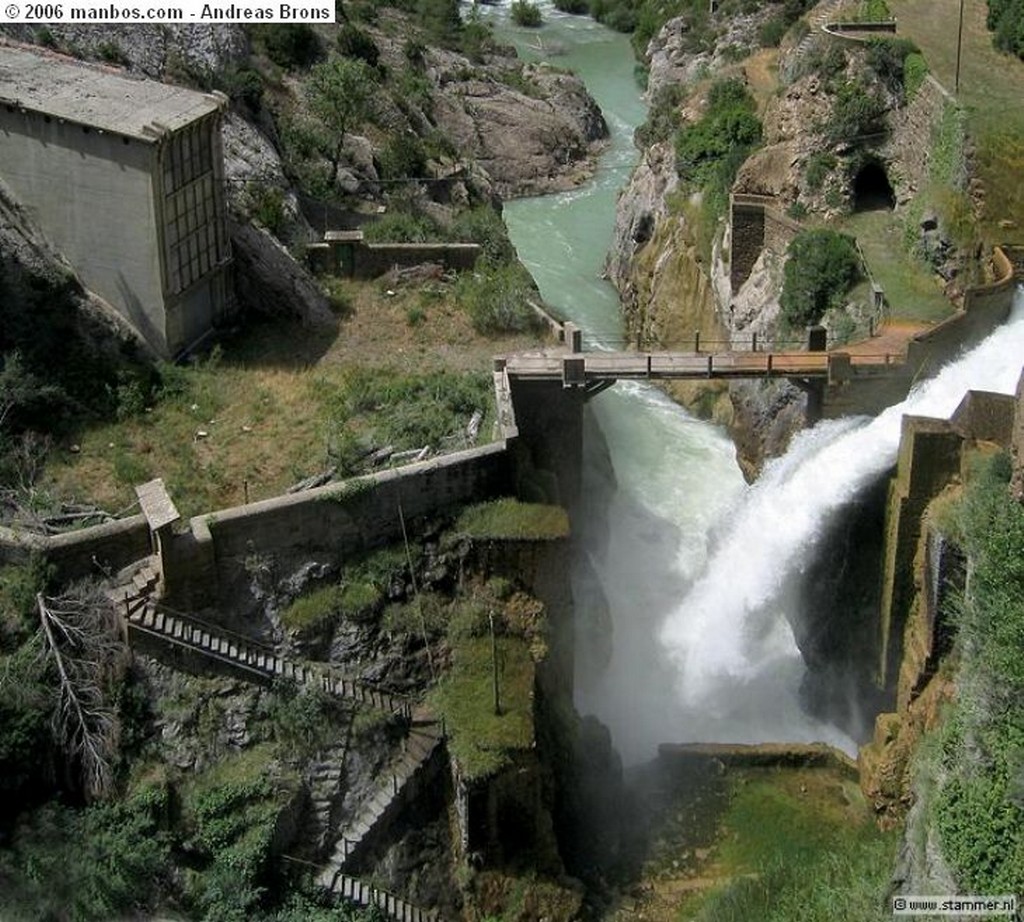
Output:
(660, 294), (1024, 741)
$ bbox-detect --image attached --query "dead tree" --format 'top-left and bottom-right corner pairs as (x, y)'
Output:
(36, 583), (127, 799)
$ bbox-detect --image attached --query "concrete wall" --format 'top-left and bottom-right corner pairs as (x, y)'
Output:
(165, 441), (516, 611)
(308, 237), (480, 280)
(0, 514), (151, 582)
(876, 388), (1018, 689)
(824, 247), (1017, 417)
(729, 194), (801, 293)
(0, 106), (168, 352)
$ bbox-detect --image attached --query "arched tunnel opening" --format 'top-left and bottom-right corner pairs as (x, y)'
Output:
(853, 160), (896, 211)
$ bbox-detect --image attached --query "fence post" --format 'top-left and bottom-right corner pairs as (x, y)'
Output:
(752, 331), (758, 352)
(706, 355), (713, 378)
(694, 330), (701, 353)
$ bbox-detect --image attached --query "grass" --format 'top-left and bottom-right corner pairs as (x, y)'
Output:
(838, 209), (957, 324)
(429, 635), (535, 781)
(675, 769), (897, 922)
(40, 278), (544, 519)
(454, 499), (570, 541)
(888, 0), (1024, 244)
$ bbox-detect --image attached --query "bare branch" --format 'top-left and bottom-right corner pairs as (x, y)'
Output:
(36, 583), (127, 799)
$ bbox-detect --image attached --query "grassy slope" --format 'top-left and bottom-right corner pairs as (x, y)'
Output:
(41, 279), (544, 519)
(888, 0), (1024, 245)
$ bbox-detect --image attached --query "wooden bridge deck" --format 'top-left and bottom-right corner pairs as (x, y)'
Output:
(503, 349), (901, 384)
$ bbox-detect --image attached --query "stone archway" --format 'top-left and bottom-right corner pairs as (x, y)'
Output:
(852, 160), (895, 211)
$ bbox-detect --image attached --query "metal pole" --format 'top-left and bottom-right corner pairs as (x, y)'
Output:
(955, 0), (965, 95)
(489, 610), (501, 716)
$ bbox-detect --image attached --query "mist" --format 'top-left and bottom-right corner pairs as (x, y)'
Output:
(576, 293), (1024, 765)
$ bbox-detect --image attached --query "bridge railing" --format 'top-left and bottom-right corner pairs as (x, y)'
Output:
(580, 331), (837, 353)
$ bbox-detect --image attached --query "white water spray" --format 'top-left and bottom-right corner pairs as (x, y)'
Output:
(661, 295), (1024, 724)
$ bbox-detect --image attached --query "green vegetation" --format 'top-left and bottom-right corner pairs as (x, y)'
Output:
(681, 772), (896, 921)
(674, 78), (762, 222)
(820, 80), (887, 145)
(430, 635), (535, 780)
(253, 24), (323, 69)
(304, 56), (379, 186)
(804, 151), (837, 191)
(780, 229), (861, 328)
(281, 545), (413, 633)
(315, 367), (491, 470)
(864, 37), (924, 101)
(455, 499), (570, 541)
(455, 263), (545, 335)
(986, 0), (1024, 59)
(931, 453), (1024, 895)
(510, 0), (544, 26)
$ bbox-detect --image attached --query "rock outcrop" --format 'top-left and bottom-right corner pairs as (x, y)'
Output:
(0, 24), (248, 79)
(428, 60), (608, 199)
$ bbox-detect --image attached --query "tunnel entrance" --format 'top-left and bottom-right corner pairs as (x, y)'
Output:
(853, 160), (895, 211)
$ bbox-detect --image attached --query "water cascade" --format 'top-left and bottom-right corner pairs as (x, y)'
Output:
(661, 297), (1024, 724)
(491, 1), (1024, 765)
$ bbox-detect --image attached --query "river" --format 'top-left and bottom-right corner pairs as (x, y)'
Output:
(482, 2), (1024, 766)
(486, 3), (850, 763)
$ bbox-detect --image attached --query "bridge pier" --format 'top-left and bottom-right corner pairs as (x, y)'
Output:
(508, 379), (586, 510)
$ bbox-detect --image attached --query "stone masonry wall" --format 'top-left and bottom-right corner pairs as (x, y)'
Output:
(0, 515), (151, 582)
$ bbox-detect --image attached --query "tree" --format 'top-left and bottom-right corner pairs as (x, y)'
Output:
(304, 56), (377, 187)
(780, 229), (862, 329)
(36, 581), (127, 798)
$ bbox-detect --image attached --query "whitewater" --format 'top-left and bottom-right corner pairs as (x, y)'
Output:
(660, 293), (1024, 728)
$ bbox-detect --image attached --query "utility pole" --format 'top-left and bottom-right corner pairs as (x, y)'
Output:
(489, 610), (501, 716)
(955, 0), (965, 95)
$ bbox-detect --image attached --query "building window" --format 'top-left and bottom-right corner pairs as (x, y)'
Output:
(162, 118), (227, 294)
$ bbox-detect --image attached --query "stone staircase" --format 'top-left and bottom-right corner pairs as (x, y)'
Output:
(329, 874), (439, 922)
(115, 567), (441, 921)
(787, 0), (849, 68)
(317, 718), (444, 890)
(125, 599), (412, 718)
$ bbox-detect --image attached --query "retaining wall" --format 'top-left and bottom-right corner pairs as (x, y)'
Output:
(0, 514), (151, 581)
(166, 441), (516, 610)
(876, 388), (1018, 688)
(308, 234), (480, 280)
(729, 194), (802, 293)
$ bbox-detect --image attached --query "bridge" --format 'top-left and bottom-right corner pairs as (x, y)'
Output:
(500, 347), (903, 392)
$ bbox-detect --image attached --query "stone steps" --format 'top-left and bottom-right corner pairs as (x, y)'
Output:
(125, 603), (412, 717)
(328, 874), (438, 922)
(319, 722), (444, 882)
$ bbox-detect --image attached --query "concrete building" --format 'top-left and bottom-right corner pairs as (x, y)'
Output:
(0, 43), (233, 357)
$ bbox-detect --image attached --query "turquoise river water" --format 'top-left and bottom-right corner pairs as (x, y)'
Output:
(484, 2), (860, 763)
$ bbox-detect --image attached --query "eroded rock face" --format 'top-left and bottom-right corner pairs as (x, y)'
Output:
(430, 61), (608, 199)
(0, 24), (248, 78)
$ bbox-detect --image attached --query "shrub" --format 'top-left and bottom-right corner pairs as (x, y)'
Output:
(337, 23), (380, 66)
(779, 229), (861, 328)
(249, 184), (287, 236)
(635, 82), (685, 148)
(675, 78), (762, 221)
(987, 0), (1024, 58)
(553, 0), (589, 11)
(931, 454), (1024, 896)
(820, 80), (886, 145)
(510, 0), (543, 26)
(805, 151), (837, 191)
(864, 37), (921, 99)
(96, 40), (129, 66)
(257, 24), (322, 69)
(451, 205), (518, 264)
(455, 263), (544, 335)
(363, 210), (440, 243)
(377, 133), (429, 181)
(221, 66), (265, 113)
